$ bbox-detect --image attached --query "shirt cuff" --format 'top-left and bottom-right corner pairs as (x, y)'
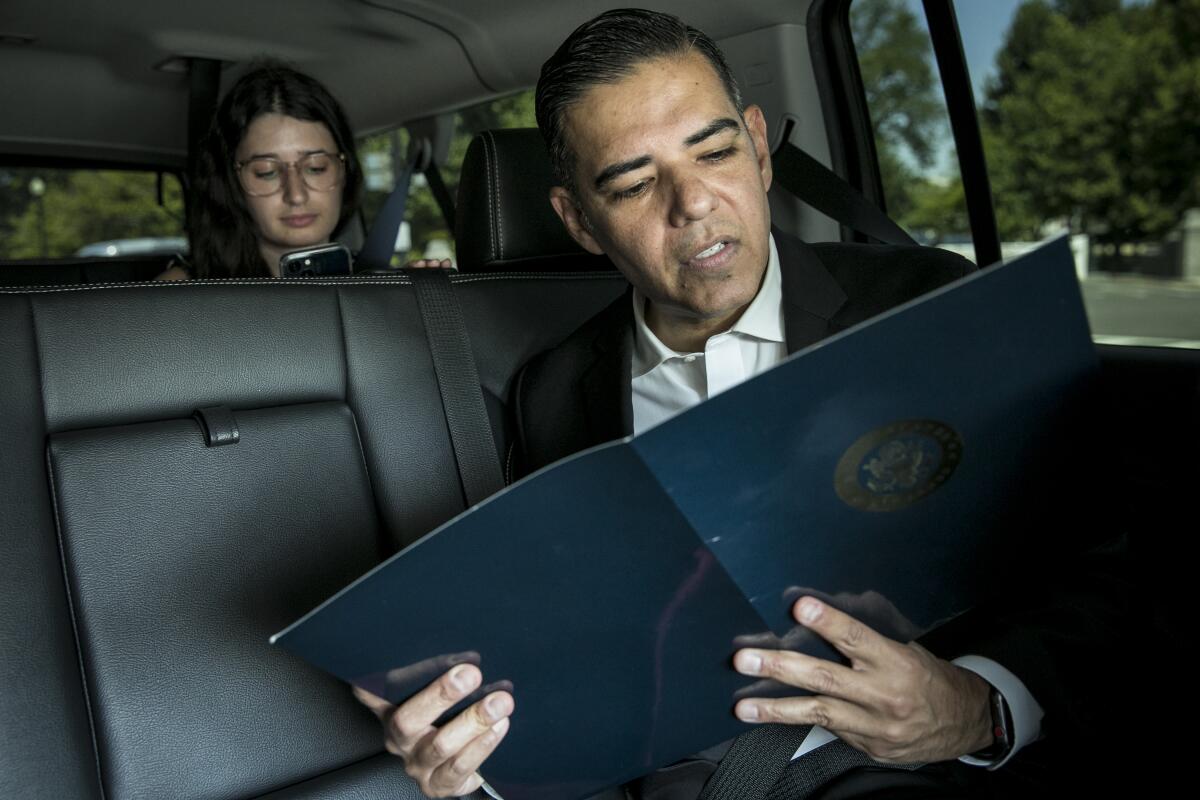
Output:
(952, 655), (1043, 769)
(479, 779), (504, 800)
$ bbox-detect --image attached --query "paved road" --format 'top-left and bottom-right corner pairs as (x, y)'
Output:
(1080, 275), (1200, 348)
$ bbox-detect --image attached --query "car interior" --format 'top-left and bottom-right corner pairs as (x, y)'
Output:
(0, 0), (1189, 798)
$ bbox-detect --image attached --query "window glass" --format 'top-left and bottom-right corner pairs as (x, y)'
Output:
(959, 0), (1200, 348)
(852, 0), (1200, 348)
(0, 168), (186, 260)
(358, 89), (536, 265)
(849, 0), (972, 254)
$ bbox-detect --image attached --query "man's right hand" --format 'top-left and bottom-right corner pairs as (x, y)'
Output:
(353, 664), (514, 797)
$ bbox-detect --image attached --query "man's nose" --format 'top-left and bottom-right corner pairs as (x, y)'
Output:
(667, 173), (718, 227)
(282, 167), (309, 205)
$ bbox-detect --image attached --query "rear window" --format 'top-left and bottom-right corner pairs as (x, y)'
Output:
(358, 89), (536, 264)
(0, 167), (186, 260)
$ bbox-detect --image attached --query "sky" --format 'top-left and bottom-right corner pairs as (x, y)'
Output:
(887, 0), (1025, 174)
(904, 0), (1025, 101)
(951, 0), (1025, 98)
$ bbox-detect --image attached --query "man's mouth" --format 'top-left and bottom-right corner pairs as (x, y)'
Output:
(694, 241), (727, 259)
(684, 238), (736, 268)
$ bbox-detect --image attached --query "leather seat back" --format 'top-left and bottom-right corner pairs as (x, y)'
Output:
(0, 272), (624, 799)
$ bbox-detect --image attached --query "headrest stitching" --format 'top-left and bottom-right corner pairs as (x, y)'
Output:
(493, 134), (504, 261)
(483, 131), (498, 263)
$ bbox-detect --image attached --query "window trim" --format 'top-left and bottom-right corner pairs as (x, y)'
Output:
(922, 0), (1001, 267)
(809, 0), (1003, 264)
(807, 0), (890, 243)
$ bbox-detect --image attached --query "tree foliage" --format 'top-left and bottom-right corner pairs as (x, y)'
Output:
(1, 169), (184, 259)
(983, 0), (1200, 241)
(851, 0), (1198, 245)
(850, 0), (948, 226)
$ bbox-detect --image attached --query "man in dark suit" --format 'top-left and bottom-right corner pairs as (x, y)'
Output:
(357, 9), (1127, 799)
(512, 234), (970, 473)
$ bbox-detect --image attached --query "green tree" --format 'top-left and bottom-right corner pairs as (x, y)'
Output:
(902, 174), (969, 243)
(3, 170), (183, 259)
(850, 0), (949, 224)
(983, 0), (1200, 241)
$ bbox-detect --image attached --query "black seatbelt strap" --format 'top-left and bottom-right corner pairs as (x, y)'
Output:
(357, 161), (415, 270)
(359, 133), (459, 271)
(771, 140), (917, 247)
(408, 269), (505, 507)
(424, 163), (457, 233)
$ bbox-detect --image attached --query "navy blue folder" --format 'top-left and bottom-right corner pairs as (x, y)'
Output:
(272, 238), (1098, 800)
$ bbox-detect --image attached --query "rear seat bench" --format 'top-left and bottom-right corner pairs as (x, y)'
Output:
(0, 254), (174, 287)
(1, 130), (624, 800)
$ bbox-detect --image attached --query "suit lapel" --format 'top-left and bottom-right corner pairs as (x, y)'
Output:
(775, 230), (849, 354)
(576, 232), (844, 445)
(580, 291), (635, 440)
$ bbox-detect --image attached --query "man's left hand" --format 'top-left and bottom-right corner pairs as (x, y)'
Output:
(733, 596), (994, 763)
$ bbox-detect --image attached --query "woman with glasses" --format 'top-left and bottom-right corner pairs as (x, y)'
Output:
(161, 59), (364, 279)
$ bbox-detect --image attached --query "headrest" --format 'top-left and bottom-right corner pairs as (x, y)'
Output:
(454, 128), (614, 273)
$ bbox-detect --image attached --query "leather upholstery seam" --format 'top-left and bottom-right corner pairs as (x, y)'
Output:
(333, 286), (352, 407)
(504, 440), (515, 486)
(29, 295), (110, 799)
(333, 287), (392, 552)
(43, 446), (111, 800)
(491, 133), (504, 260)
(0, 272), (624, 294)
(483, 131), (498, 262)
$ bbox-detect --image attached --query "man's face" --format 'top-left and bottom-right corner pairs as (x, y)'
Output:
(551, 53), (773, 337)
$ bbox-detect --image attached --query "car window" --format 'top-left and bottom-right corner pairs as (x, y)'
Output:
(0, 167), (186, 260)
(848, 0), (971, 249)
(357, 89), (536, 265)
(851, 0), (1200, 349)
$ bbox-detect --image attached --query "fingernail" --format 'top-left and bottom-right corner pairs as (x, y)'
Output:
(735, 651), (762, 676)
(737, 702), (760, 722)
(449, 665), (477, 693)
(485, 694), (507, 721)
(491, 717), (510, 735)
(799, 599), (822, 623)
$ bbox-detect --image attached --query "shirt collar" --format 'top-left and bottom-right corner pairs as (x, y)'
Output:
(631, 233), (785, 378)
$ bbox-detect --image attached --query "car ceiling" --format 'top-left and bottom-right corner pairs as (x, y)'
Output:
(0, 0), (811, 169)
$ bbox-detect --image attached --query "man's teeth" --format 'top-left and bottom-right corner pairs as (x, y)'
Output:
(695, 241), (726, 259)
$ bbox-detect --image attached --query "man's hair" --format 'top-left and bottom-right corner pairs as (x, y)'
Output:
(535, 8), (744, 194)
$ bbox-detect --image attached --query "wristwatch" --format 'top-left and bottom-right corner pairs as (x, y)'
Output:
(970, 686), (1014, 762)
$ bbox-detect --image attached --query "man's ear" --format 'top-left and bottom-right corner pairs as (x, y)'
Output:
(549, 187), (605, 255)
(743, 105), (773, 193)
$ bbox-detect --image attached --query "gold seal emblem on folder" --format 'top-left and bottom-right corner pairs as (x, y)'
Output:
(835, 420), (963, 512)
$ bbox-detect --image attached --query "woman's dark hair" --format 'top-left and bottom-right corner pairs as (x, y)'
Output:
(187, 59), (363, 278)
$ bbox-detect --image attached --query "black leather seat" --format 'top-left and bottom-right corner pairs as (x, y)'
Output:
(0, 129), (628, 799)
(455, 128), (615, 273)
(0, 254), (171, 286)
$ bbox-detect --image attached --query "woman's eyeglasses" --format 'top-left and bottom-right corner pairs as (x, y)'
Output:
(235, 152), (345, 197)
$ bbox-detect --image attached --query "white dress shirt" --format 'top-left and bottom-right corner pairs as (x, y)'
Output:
(631, 234), (1042, 768)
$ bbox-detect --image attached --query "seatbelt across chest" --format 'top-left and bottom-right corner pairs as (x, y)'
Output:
(770, 138), (917, 247)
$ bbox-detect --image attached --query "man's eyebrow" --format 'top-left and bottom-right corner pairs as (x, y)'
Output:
(684, 118), (741, 147)
(590, 119), (741, 191)
(594, 155), (652, 191)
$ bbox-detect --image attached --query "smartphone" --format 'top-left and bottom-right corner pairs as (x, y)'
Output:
(278, 243), (352, 277)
